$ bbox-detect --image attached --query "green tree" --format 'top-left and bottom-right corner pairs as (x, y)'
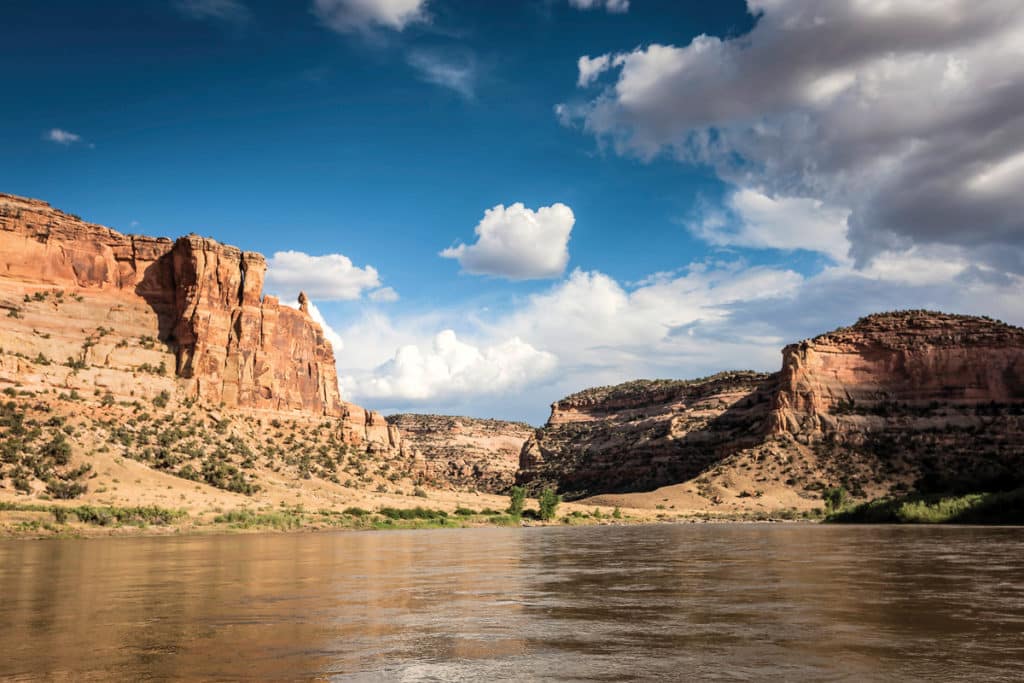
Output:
(823, 486), (848, 513)
(507, 485), (526, 516)
(539, 488), (561, 521)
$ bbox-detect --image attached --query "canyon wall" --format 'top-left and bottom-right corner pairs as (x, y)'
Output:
(516, 372), (776, 497)
(387, 414), (533, 493)
(768, 311), (1024, 493)
(0, 193), (393, 450)
(520, 313), (1024, 500)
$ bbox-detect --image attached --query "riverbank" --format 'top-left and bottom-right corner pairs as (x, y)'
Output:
(0, 499), (824, 539)
(826, 487), (1024, 524)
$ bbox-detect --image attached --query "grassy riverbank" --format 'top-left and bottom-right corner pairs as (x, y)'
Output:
(827, 487), (1024, 524)
(0, 500), (824, 538)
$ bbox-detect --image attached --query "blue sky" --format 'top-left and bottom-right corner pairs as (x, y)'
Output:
(4, 0), (1023, 423)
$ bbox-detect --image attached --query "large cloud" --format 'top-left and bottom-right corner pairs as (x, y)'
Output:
(312, 0), (427, 33)
(344, 330), (557, 402)
(338, 249), (1024, 422)
(440, 202), (575, 280)
(565, 0), (1024, 272)
(265, 250), (385, 301)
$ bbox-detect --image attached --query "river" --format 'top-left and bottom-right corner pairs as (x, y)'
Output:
(2, 524), (1023, 680)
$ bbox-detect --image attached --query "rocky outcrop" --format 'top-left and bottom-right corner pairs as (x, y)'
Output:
(771, 311), (1024, 435)
(387, 414), (534, 493)
(519, 313), (1024, 499)
(0, 193), (395, 452)
(768, 311), (1024, 493)
(517, 372), (776, 497)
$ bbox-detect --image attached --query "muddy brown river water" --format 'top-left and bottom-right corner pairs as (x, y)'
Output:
(2, 524), (1023, 681)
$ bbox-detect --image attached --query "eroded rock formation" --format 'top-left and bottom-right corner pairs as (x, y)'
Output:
(387, 414), (534, 493)
(519, 313), (1024, 499)
(768, 311), (1024, 494)
(516, 372), (776, 497)
(0, 192), (392, 450)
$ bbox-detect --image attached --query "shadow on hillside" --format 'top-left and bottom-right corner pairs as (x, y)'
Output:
(531, 373), (781, 499)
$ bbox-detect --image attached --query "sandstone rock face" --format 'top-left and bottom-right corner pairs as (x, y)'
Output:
(516, 372), (776, 497)
(0, 193), (394, 452)
(771, 311), (1024, 432)
(387, 414), (534, 493)
(519, 312), (1024, 499)
(769, 311), (1024, 493)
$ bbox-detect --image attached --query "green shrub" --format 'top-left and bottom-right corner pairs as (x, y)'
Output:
(214, 509), (302, 530)
(539, 488), (561, 521)
(342, 506), (370, 517)
(68, 505), (185, 526)
(377, 506), (448, 521)
(45, 479), (87, 499)
(822, 486), (847, 513)
(829, 488), (1024, 525)
(507, 485), (526, 516)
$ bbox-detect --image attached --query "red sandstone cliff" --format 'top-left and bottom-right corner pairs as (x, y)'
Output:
(770, 311), (1024, 437)
(519, 312), (1024, 500)
(0, 193), (394, 450)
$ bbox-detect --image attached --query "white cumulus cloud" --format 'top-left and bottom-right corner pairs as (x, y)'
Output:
(44, 129), (81, 145)
(691, 188), (851, 263)
(441, 202), (575, 280)
(564, 0), (1024, 273)
(265, 250), (384, 301)
(344, 330), (557, 402)
(312, 0), (427, 33)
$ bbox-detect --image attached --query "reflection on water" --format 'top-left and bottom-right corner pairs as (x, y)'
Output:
(2, 525), (1023, 681)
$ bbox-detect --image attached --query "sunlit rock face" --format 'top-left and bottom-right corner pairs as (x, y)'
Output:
(519, 313), (1024, 499)
(0, 192), (401, 451)
(387, 414), (534, 493)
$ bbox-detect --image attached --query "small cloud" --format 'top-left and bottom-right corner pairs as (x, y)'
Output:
(44, 129), (81, 146)
(407, 49), (476, 99)
(577, 53), (615, 87)
(265, 250), (383, 300)
(173, 0), (250, 24)
(369, 286), (400, 303)
(441, 202), (575, 280)
(312, 0), (428, 34)
(568, 0), (629, 13)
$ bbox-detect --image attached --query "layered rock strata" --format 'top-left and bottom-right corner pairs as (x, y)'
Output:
(516, 372), (776, 497)
(769, 311), (1024, 493)
(387, 414), (534, 493)
(520, 312), (1024, 499)
(0, 193), (395, 451)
